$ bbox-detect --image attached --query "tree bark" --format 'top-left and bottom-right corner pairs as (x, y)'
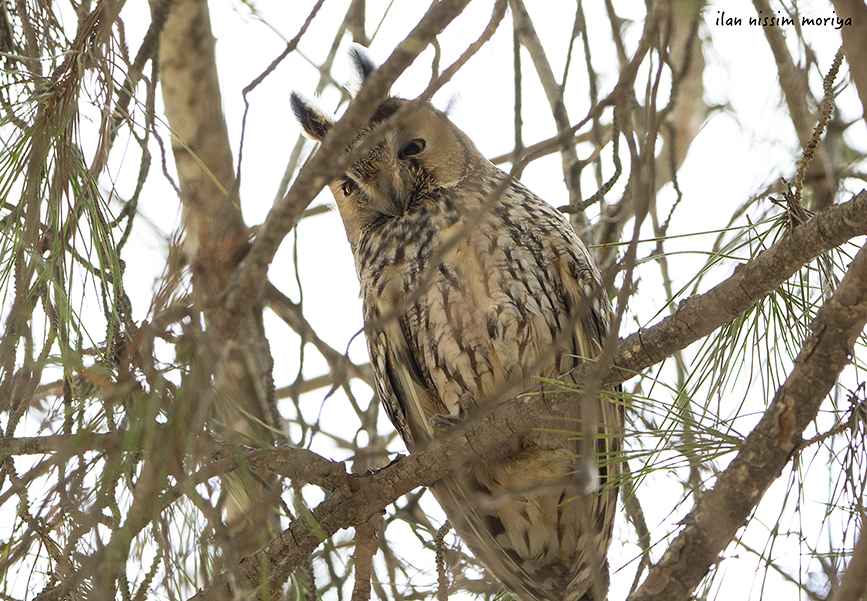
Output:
(156, 0), (277, 558)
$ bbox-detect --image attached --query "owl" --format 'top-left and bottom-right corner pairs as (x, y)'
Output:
(292, 49), (622, 601)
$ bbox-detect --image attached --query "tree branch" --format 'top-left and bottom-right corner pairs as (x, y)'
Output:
(628, 225), (867, 601)
(0, 432), (350, 494)
(350, 512), (382, 601)
(752, 0), (838, 209)
(509, 0), (586, 230)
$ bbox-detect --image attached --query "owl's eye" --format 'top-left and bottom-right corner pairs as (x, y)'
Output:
(341, 180), (356, 196)
(399, 138), (426, 159)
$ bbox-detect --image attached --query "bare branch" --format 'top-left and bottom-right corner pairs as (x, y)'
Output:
(629, 222), (867, 601)
(350, 512), (382, 601)
(752, 0), (839, 209)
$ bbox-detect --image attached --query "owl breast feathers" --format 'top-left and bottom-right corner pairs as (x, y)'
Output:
(292, 49), (622, 601)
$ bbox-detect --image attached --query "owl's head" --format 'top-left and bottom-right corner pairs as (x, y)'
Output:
(291, 48), (482, 248)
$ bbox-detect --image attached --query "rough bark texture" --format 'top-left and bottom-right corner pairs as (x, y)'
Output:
(156, 0), (277, 557)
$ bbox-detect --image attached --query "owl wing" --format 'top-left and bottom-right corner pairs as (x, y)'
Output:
(367, 316), (437, 449)
(551, 224), (624, 534)
(555, 235), (612, 364)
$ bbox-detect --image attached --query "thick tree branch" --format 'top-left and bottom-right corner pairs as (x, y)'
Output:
(0, 432), (349, 495)
(157, 0), (243, 255)
(192, 191), (867, 600)
(350, 512), (382, 601)
(612, 192), (866, 379)
(654, 0), (708, 194)
(751, 0), (814, 145)
(629, 229), (867, 601)
(156, 0), (281, 562)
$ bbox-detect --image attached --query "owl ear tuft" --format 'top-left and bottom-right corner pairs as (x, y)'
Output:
(349, 45), (377, 82)
(290, 92), (333, 142)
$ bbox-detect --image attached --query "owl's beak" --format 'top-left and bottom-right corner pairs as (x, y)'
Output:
(374, 172), (408, 217)
(385, 194), (408, 217)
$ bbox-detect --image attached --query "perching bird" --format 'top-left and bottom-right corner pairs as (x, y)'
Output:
(291, 49), (622, 601)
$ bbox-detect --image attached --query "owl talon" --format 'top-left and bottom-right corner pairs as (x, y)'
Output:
(430, 415), (462, 431)
(458, 394), (475, 417)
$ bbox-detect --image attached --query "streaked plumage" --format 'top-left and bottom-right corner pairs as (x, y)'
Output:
(292, 49), (622, 601)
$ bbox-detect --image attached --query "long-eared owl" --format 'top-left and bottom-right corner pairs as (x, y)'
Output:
(292, 48), (622, 601)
